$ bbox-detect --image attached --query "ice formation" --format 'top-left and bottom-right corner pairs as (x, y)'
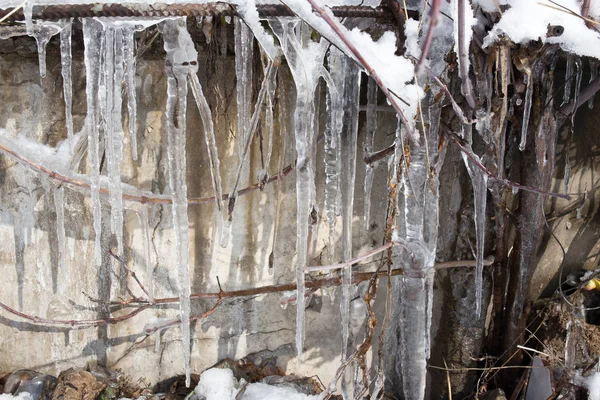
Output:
(363, 77), (378, 232)
(82, 18), (104, 266)
(59, 20), (74, 141)
(160, 17), (196, 387)
(269, 18), (331, 360)
(4, 0), (595, 399)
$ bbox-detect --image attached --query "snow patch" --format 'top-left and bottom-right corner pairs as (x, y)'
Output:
(194, 368), (318, 400)
(588, 372), (600, 400)
(484, 0), (600, 59)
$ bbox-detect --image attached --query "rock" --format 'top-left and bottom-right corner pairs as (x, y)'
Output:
(3, 370), (42, 394)
(479, 389), (507, 400)
(15, 375), (57, 400)
(155, 374), (199, 400)
(52, 369), (106, 400)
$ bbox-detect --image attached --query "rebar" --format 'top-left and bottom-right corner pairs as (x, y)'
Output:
(0, 3), (417, 22)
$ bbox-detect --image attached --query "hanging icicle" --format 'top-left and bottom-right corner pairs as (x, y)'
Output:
(60, 19), (74, 142)
(188, 71), (228, 250)
(589, 59), (598, 109)
(123, 26), (139, 161)
(519, 69), (533, 152)
(160, 18), (197, 387)
(53, 185), (67, 293)
(269, 18), (330, 360)
(82, 18), (104, 267)
(324, 50), (344, 264)
(363, 78), (378, 231)
(338, 50), (361, 400)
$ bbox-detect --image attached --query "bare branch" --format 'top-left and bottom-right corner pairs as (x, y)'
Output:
(448, 131), (570, 199)
(415, 0), (440, 75)
(109, 250), (151, 301)
(0, 268), (405, 329)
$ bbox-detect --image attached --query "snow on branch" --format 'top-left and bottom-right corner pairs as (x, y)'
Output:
(283, 0), (422, 144)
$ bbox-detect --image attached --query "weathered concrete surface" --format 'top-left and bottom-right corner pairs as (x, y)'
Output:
(0, 30), (390, 386)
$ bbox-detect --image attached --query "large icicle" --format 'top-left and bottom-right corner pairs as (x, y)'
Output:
(189, 72), (227, 249)
(324, 51), (344, 263)
(234, 18), (254, 164)
(338, 49), (361, 400)
(161, 18), (196, 387)
(363, 77), (378, 230)
(396, 93), (446, 400)
(101, 24), (125, 255)
(123, 26), (139, 161)
(269, 18), (329, 360)
(82, 18), (104, 266)
(53, 185), (67, 293)
(60, 19), (74, 142)
(589, 59), (598, 109)
(563, 55), (574, 106)
(460, 127), (488, 316)
(519, 69), (533, 151)
(260, 58), (277, 183)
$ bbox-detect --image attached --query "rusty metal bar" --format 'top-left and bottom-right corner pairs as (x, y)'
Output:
(0, 3), (417, 22)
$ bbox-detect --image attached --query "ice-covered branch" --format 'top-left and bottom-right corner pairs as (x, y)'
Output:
(0, 137), (295, 205)
(456, 0), (477, 109)
(559, 74), (600, 115)
(302, 0), (420, 144)
(414, 0), (440, 74)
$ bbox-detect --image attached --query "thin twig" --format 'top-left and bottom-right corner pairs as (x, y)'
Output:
(0, 0), (28, 24)
(304, 0), (419, 144)
(143, 298), (222, 334)
(108, 250), (151, 300)
(448, 131), (570, 199)
(443, 357), (453, 400)
(539, 1), (600, 26)
(516, 344), (552, 358)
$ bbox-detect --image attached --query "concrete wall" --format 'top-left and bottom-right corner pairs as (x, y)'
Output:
(0, 28), (394, 386)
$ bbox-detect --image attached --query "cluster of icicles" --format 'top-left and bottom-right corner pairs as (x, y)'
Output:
(6, 3), (475, 400)
(9, 13), (420, 400)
